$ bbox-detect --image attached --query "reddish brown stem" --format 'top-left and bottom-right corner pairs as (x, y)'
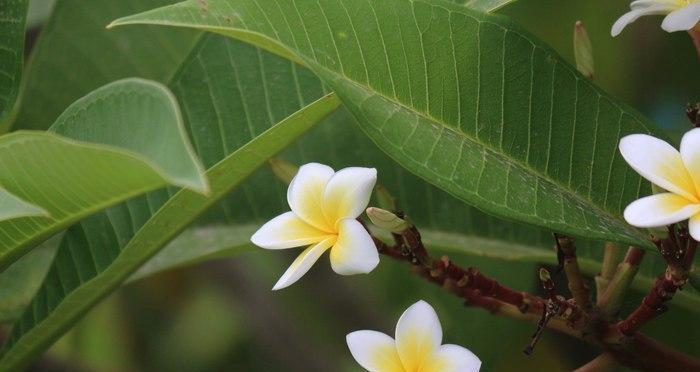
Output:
(689, 27), (700, 61)
(618, 231), (695, 336)
(606, 332), (700, 371)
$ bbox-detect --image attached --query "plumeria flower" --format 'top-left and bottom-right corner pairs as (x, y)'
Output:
(620, 129), (700, 240)
(611, 0), (700, 36)
(251, 163), (379, 290)
(346, 300), (481, 372)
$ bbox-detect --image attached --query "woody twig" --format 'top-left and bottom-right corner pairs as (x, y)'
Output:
(617, 226), (696, 336)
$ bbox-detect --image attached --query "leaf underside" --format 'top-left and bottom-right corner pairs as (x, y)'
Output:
(0, 79), (207, 271)
(111, 0), (664, 249)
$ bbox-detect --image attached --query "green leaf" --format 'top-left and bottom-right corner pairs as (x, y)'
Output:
(0, 237), (58, 323)
(0, 78), (207, 271)
(0, 92), (341, 370)
(11, 0), (201, 131)
(110, 0), (664, 249)
(460, 0), (518, 12)
(0, 0), (29, 130)
(0, 224), (253, 323)
(0, 188), (47, 221)
(128, 225), (256, 282)
(49, 78), (208, 193)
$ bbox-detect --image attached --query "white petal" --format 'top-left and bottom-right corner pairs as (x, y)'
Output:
(422, 344), (482, 372)
(680, 128), (700, 196)
(630, 0), (683, 11)
(619, 134), (697, 202)
(688, 213), (700, 241)
(251, 212), (334, 249)
(322, 167), (377, 224)
(624, 193), (700, 228)
(395, 300), (443, 371)
(287, 163), (335, 231)
(272, 237), (335, 290)
(330, 219), (379, 275)
(611, 5), (678, 36)
(662, 4), (700, 32)
(346, 331), (403, 372)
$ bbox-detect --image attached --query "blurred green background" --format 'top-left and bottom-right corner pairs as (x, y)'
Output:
(14, 0), (700, 371)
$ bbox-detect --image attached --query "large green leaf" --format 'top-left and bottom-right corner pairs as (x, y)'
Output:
(0, 78), (207, 271)
(0, 0), (28, 129)
(11, 0), (201, 131)
(111, 0), (665, 249)
(0, 92), (341, 370)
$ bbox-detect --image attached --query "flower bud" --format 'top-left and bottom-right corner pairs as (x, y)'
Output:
(366, 207), (410, 233)
(574, 21), (594, 80)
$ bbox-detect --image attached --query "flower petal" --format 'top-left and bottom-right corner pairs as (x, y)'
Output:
(619, 134), (697, 202)
(251, 212), (334, 249)
(287, 163), (335, 231)
(272, 237), (335, 290)
(680, 128), (700, 194)
(630, 0), (684, 11)
(422, 344), (482, 372)
(689, 213), (700, 241)
(346, 331), (404, 372)
(662, 4), (700, 32)
(624, 193), (700, 228)
(330, 219), (379, 275)
(322, 167), (377, 224)
(611, 5), (677, 36)
(395, 300), (442, 371)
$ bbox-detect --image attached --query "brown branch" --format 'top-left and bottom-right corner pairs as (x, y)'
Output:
(368, 218), (700, 371)
(617, 267), (685, 336)
(555, 234), (591, 310)
(617, 230), (696, 336)
(606, 332), (700, 372)
(372, 236), (543, 314)
(689, 26), (700, 61)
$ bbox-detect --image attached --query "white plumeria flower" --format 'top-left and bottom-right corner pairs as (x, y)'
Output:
(611, 0), (700, 36)
(620, 129), (700, 240)
(251, 163), (379, 290)
(346, 300), (481, 372)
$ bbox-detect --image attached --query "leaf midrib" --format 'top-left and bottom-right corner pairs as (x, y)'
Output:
(111, 0), (654, 247)
(311, 62), (643, 242)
